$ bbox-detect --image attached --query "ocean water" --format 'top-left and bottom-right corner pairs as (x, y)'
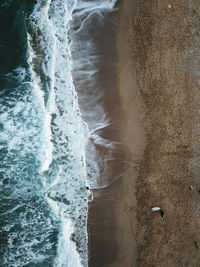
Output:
(0, 0), (117, 266)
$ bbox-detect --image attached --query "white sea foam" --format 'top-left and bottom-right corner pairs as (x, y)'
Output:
(27, 0), (90, 266)
(25, 0), (118, 266)
(53, 216), (83, 267)
(28, 2), (87, 265)
(0, 68), (57, 266)
(75, 0), (116, 12)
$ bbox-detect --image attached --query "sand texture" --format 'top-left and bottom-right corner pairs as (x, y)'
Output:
(117, 0), (200, 266)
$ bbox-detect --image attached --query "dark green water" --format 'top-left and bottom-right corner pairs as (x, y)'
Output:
(0, 1), (59, 266)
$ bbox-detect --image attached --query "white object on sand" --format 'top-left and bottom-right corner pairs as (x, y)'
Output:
(150, 207), (161, 211)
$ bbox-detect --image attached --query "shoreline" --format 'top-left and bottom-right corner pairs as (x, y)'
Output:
(70, 5), (126, 266)
(86, 6), (125, 266)
(114, 0), (146, 265)
(87, 0), (145, 265)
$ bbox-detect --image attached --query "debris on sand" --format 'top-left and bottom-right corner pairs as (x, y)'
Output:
(194, 241), (199, 250)
(150, 207), (164, 217)
(150, 207), (161, 211)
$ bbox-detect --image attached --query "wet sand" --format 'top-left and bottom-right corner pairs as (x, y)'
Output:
(70, 6), (127, 266)
(85, 8), (127, 267)
(88, 1), (145, 265)
(86, 0), (143, 265)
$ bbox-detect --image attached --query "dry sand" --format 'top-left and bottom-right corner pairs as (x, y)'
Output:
(116, 0), (200, 266)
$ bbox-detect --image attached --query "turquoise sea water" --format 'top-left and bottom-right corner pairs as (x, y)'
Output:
(0, 1), (59, 266)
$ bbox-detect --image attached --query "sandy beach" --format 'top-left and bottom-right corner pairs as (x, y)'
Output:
(117, 0), (200, 266)
(87, 0), (143, 265)
(88, 0), (144, 265)
(89, 0), (200, 266)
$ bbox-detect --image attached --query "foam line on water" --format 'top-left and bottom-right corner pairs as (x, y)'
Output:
(27, 0), (91, 266)
(27, 34), (53, 176)
(26, 0), (118, 265)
